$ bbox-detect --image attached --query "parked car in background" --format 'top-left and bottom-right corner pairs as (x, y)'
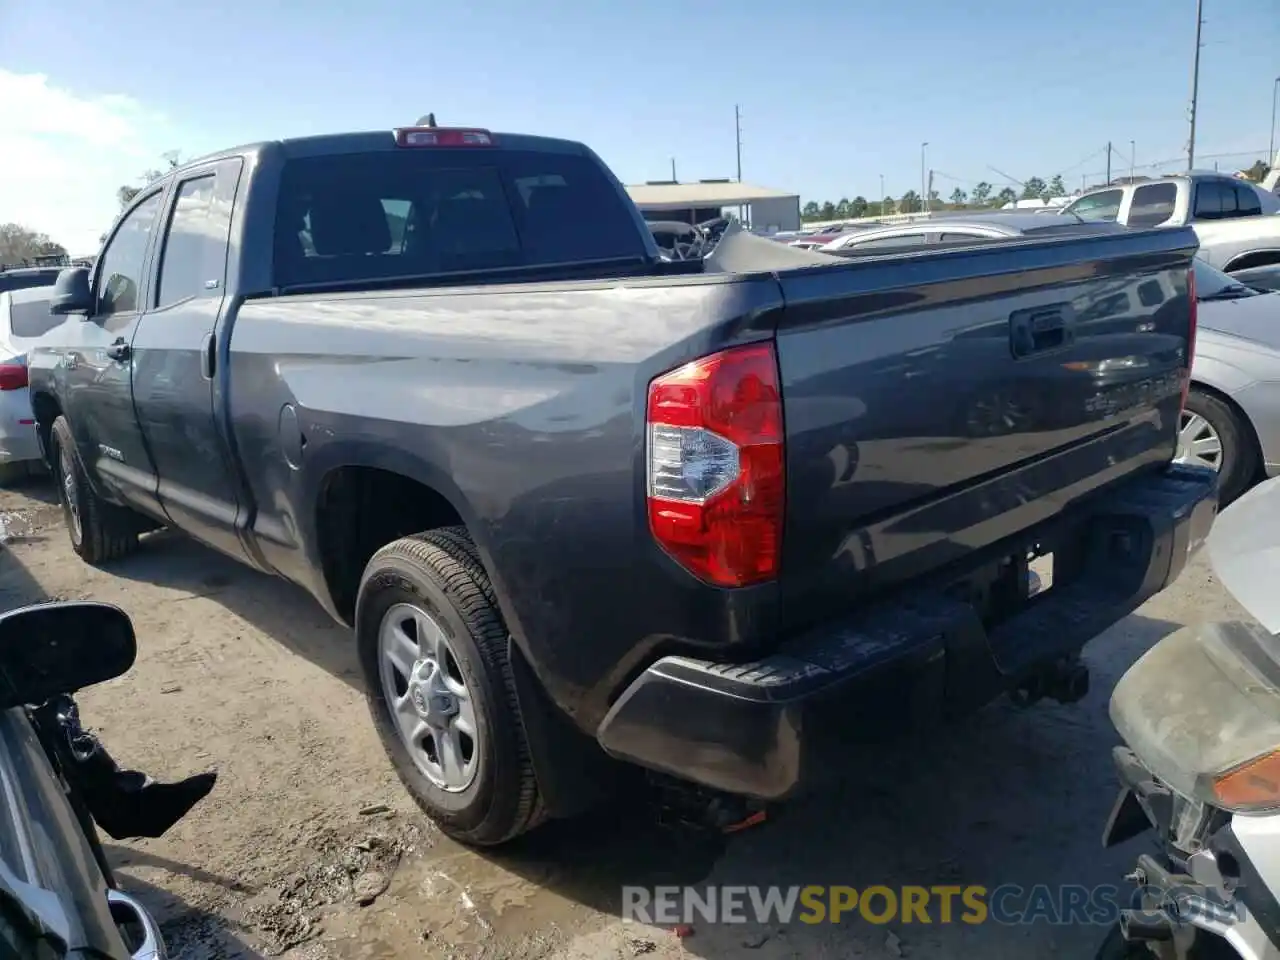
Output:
(0, 266), (62, 296)
(1059, 171), (1280, 275)
(0, 287), (61, 469)
(1230, 261), (1280, 294)
(816, 211), (1117, 252)
(1171, 259), (1280, 504)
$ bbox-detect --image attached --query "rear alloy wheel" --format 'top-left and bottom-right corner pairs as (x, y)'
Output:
(377, 602), (480, 793)
(356, 527), (545, 846)
(1175, 388), (1258, 506)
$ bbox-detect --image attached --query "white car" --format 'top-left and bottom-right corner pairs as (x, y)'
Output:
(0, 286), (62, 467)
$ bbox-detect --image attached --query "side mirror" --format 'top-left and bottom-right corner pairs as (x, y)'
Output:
(0, 602), (136, 709)
(49, 267), (93, 317)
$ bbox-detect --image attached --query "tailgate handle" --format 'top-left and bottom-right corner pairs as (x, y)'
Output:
(1009, 303), (1074, 359)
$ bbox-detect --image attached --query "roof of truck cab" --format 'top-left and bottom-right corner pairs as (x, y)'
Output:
(173, 130), (590, 173)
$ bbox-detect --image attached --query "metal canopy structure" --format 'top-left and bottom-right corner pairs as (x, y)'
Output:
(624, 180), (798, 211)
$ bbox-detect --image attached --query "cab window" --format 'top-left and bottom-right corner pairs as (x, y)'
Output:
(1067, 189), (1123, 222)
(94, 192), (163, 316)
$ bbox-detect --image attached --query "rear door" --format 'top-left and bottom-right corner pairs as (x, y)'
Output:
(130, 158), (249, 562)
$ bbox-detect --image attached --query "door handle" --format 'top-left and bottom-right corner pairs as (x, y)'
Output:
(105, 339), (131, 362)
(1009, 303), (1075, 359)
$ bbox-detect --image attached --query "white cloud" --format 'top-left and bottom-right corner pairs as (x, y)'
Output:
(0, 70), (172, 255)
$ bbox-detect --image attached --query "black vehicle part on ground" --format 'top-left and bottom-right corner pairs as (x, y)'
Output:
(32, 695), (217, 841)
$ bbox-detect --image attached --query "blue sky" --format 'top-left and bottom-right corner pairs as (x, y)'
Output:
(1, 0), (1277, 250)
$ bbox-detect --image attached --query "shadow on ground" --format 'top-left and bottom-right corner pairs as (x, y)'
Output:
(106, 851), (268, 960)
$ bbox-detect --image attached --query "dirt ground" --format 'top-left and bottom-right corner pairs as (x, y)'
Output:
(0, 476), (1246, 960)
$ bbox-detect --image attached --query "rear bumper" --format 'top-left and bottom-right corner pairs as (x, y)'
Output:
(596, 465), (1218, 800)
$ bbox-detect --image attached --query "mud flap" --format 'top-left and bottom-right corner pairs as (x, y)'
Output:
(508, 638), (620, 819)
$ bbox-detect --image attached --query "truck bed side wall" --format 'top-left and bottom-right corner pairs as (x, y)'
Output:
(225, 276), (784, 724)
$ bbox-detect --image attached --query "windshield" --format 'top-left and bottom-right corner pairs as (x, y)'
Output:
(1193, 258), (1256, 300)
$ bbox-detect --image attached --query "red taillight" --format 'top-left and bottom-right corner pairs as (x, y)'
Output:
(646, 342), (785, 587)
(392, 127), (495, 148)
(0, 364), (28, 391)
(1182, 265), (1197, 410)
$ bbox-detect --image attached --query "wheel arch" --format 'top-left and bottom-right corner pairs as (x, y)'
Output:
(1187, 379), (1266, 486)
(1224, 249), (1280, 273)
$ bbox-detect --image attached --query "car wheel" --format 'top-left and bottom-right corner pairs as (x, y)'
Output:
(356, 526), (545, 847)
(50, 416), (140, 564)
(1176, 388), (1259, 505)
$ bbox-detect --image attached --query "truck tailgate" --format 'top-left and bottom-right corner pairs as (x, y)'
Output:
(774, 227), (1198, 623)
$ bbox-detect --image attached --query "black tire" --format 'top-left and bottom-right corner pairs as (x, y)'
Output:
(49, 416), (139, 564)
(356, 527), (545, 847)
(1181, 387), (1258, 505)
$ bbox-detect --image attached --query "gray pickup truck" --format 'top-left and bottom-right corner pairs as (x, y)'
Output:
(27, 123), (1216, 846)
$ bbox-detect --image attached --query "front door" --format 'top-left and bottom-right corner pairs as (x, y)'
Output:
(62, 188), (167, 517)
(130, 159), (250, 563)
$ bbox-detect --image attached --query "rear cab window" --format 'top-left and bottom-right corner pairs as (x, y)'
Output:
(1190, 180), (1262, 220)
(273, 143), (649, 289)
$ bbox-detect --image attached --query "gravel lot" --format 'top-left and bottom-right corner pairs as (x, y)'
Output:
(0, 476), (1244, 960)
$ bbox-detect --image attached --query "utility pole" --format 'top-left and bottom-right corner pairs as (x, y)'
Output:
(735, 104), (743, 182)
(1188, 0), (1204, 170)
(1106, 142), (1112, 184)
(1130, 140), (1136, 180)
(880, 174), (885, 217)
(734, 104), (745, 225)
(1270, 77), (1280, 170)
(921, 142), (929, 214)
(670, 158), (677, 182)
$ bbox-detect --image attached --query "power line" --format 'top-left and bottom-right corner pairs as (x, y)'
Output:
(1052, 146), (1109, 179)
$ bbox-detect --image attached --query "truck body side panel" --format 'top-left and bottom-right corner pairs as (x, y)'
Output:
(226, 276), (784, 722)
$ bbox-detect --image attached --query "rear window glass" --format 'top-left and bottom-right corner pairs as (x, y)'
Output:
(0, 271), (60, 295)
(274, 148), (646, 289)
(1194, 181), (1236, 220)
(8, 298), (60, 339)
(1128, 183), (1178, 227)
(1236, 185), (1263, 216)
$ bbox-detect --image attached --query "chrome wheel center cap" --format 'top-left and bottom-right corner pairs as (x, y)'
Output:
(407, 659), (456, 724)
